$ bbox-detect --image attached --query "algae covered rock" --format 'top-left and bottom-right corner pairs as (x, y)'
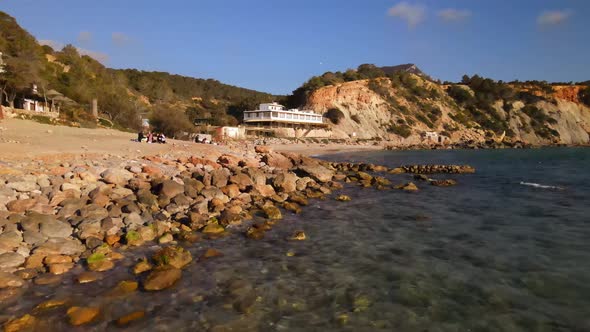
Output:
(152, 246), (192, 269)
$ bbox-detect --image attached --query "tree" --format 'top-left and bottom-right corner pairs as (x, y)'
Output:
(149, 106), (194, 138)
(580, 87), (590, 106)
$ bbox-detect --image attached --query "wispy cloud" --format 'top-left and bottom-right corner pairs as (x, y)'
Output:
(39, 39), (108, 64)
(438, 8), (472, 23)
(112, 32), (132, 47)
(77, 31), (92, 43)
(537, 10), (573, 27)
(387, 2), (426, 28)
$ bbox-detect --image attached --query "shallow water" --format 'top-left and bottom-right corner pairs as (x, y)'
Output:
(3, 148), (590, 331)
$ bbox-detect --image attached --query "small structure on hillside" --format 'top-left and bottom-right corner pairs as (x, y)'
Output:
(216, 126), (245, 140)
(421, 131), (449, 144)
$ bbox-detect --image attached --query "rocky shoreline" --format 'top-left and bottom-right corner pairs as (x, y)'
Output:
(0, 145), (474, 329)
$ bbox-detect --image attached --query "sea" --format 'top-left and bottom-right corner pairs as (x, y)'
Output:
(4, 148), (590, 331)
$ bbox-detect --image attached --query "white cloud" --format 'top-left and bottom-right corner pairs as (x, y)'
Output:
(112, 32), (131, 47)
(77, 31), (92, 43)
(537, 10), (572, 26)
(39, 39), (108, 64)
(438, 8), (472, 23)
(387, 2), (426, 28)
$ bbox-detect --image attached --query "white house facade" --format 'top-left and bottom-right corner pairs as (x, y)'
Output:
(243, 102), (325, 126)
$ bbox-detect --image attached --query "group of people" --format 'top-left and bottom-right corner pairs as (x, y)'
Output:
(138, 131), (166, 144)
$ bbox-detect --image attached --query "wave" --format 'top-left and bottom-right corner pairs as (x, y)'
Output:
(519, 181), (564, 190)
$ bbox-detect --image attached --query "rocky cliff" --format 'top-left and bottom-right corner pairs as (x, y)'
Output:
(305, 76), (590, 146)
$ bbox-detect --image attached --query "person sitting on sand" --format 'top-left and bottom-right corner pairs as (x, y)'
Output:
(158, 133), (166, 144)
(138, 131), (144, 142)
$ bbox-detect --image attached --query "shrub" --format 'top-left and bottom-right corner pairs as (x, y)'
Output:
(150, 105), (194, 138)
(325, 108), (345, 124)
(388, 124), (412, 138)
(580, 87), (590, 106)
(447, 85), (474, 104)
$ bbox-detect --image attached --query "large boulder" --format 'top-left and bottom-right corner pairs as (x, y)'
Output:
(210, 168), (230, 188)
(0, 253), (25, 271)
(262, 153), (293, 169)
(156, 180), (184, 199)
(297, 165), (334, 183)
(272, 173), (298, 193)
(100, 169), (134, 186)
(34, 238), (85, 256)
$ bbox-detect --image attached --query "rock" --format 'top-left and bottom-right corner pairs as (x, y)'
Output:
(211, 168), (230, 188)
(158, 233), (174, 244)
(77, 272), (102, 284)
(218, 211), (242, 227)
(67, 306), (100, 326)
(100, 168), (133, 186)
(107, 280), (138, 297)
(396, 182), (419, 192)
(87, 253), (115, 272)
(116, 311), (145, 327)
(262, 153), (293, 169)
(124, 231), (144, 246)
(288, 230), (307, 241)
(22, 231), (47, 246)
(413, 174), (430, 181)
(3, 314), (37, 332)
(245, 227), (265, 240)
(127, 166), (142, 174)
(34, 274), (62, 285)
(252, 184), (276, 198)
(200, 248), (223, 260)
(297, 165), (334, 183)
(35, 298), (69, 310)
(273, 173), (298, 193)
(157, 180), (185, 199)
(0, 272), (24, 288)
(60, 183), (81, 192)
(0, 231), (23, 251)
(430, 179), (458, 187)
(229, 173), (253, 190)
(34, 238), (85, 256)
(6, 199), (37, 213)
(152, 246), (192, 269)
(39, 217), (73, 238)
(14, 268), (38, 280)
(143, 267), (182, 291)
(133, 260), (152, 275)
(137, 225), (156, 242)
(283, 202), (302, 214)
(44, 255), (72, 265)
(0, 253), (25, 271)
(202, 223), (224, 235)
(262, 205), (282, 220)
(48, 262), (74, 275)
(254, 145), (272, 153)
(6, 181), (37, 192)
(389, 167), (405, 174)
(336, 195), (351, 202)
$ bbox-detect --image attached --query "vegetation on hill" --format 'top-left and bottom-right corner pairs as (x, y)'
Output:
(0, 11), (276, 135)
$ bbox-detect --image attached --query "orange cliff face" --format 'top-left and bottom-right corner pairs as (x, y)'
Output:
(552, 85), (584, 103)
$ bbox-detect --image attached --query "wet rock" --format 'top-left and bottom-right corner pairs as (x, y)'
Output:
(107, 280), (138, 297)
(158, 233), (174, 244)
(14, 268), (38, 280)
(297, 165), (334, 183)
(48, 262), (74, 275)
(389, 167), (405, 174)
(133, 259), (152, 275)
(87, 253), (115, 272)
(288, 230), (307, 241)
(413, 174), (430, 181)
(143, 267), (182, 291)
(245, 227), (265, 240)
(34, 274), (62, 285)
(3, 314), (37, 332)
(124, 231), (144, 247)
(35, 298), (69, 310)
(0, 272), (24, 288)
(67, 306), (100, 326)
(44, 255), (72, 265)
(430, 179), (458, 187)
(100, 168), (133, 186)
(218, 211), (242, 227)
(283, 202), (302, 214)
(373, 176), (391, 186)
(202, 223), (224, 235)
(77, 272), (102, 284)
(137, 225), (156, 242)
(396, 182), (419, 192)
(289, 193), (309, 206)
(262, 205), (282, 220)
(201, 248), (223, 260)
(0, 252), (25, 271)
(115, 311), (145, 327)
(336, 195), (351, 202)
(153, 246), (192, 269)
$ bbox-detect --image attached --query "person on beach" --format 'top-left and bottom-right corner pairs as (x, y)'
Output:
(147, 132), (153, 143)
(138, 131), (144, 142)
(158, 133), (166, 144)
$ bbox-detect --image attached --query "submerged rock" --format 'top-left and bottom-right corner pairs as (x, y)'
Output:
(0, 272), (24, 288)
(336, 195), (351, 202)
(262, 205), (282, 220)
(67, 306), (100, 326)
(396, 182), (419, 192)
(430, 179), (458, 187)
(115, 311), (145, 327)
(3, 314), (37, 332)
(152, 246), (192, 269)
(143, 267), (182, 291)
(288, 230), (307, 241)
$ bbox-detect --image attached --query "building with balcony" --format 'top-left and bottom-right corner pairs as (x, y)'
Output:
(243, 102), (330, 138)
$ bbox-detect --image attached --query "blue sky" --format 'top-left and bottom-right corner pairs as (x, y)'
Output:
(2, 0), (589, 94)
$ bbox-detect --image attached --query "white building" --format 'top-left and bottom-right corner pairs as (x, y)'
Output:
(243, 102), (325, 126)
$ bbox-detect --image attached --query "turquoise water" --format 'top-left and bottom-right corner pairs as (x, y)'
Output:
(3, 148), (590, 331)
